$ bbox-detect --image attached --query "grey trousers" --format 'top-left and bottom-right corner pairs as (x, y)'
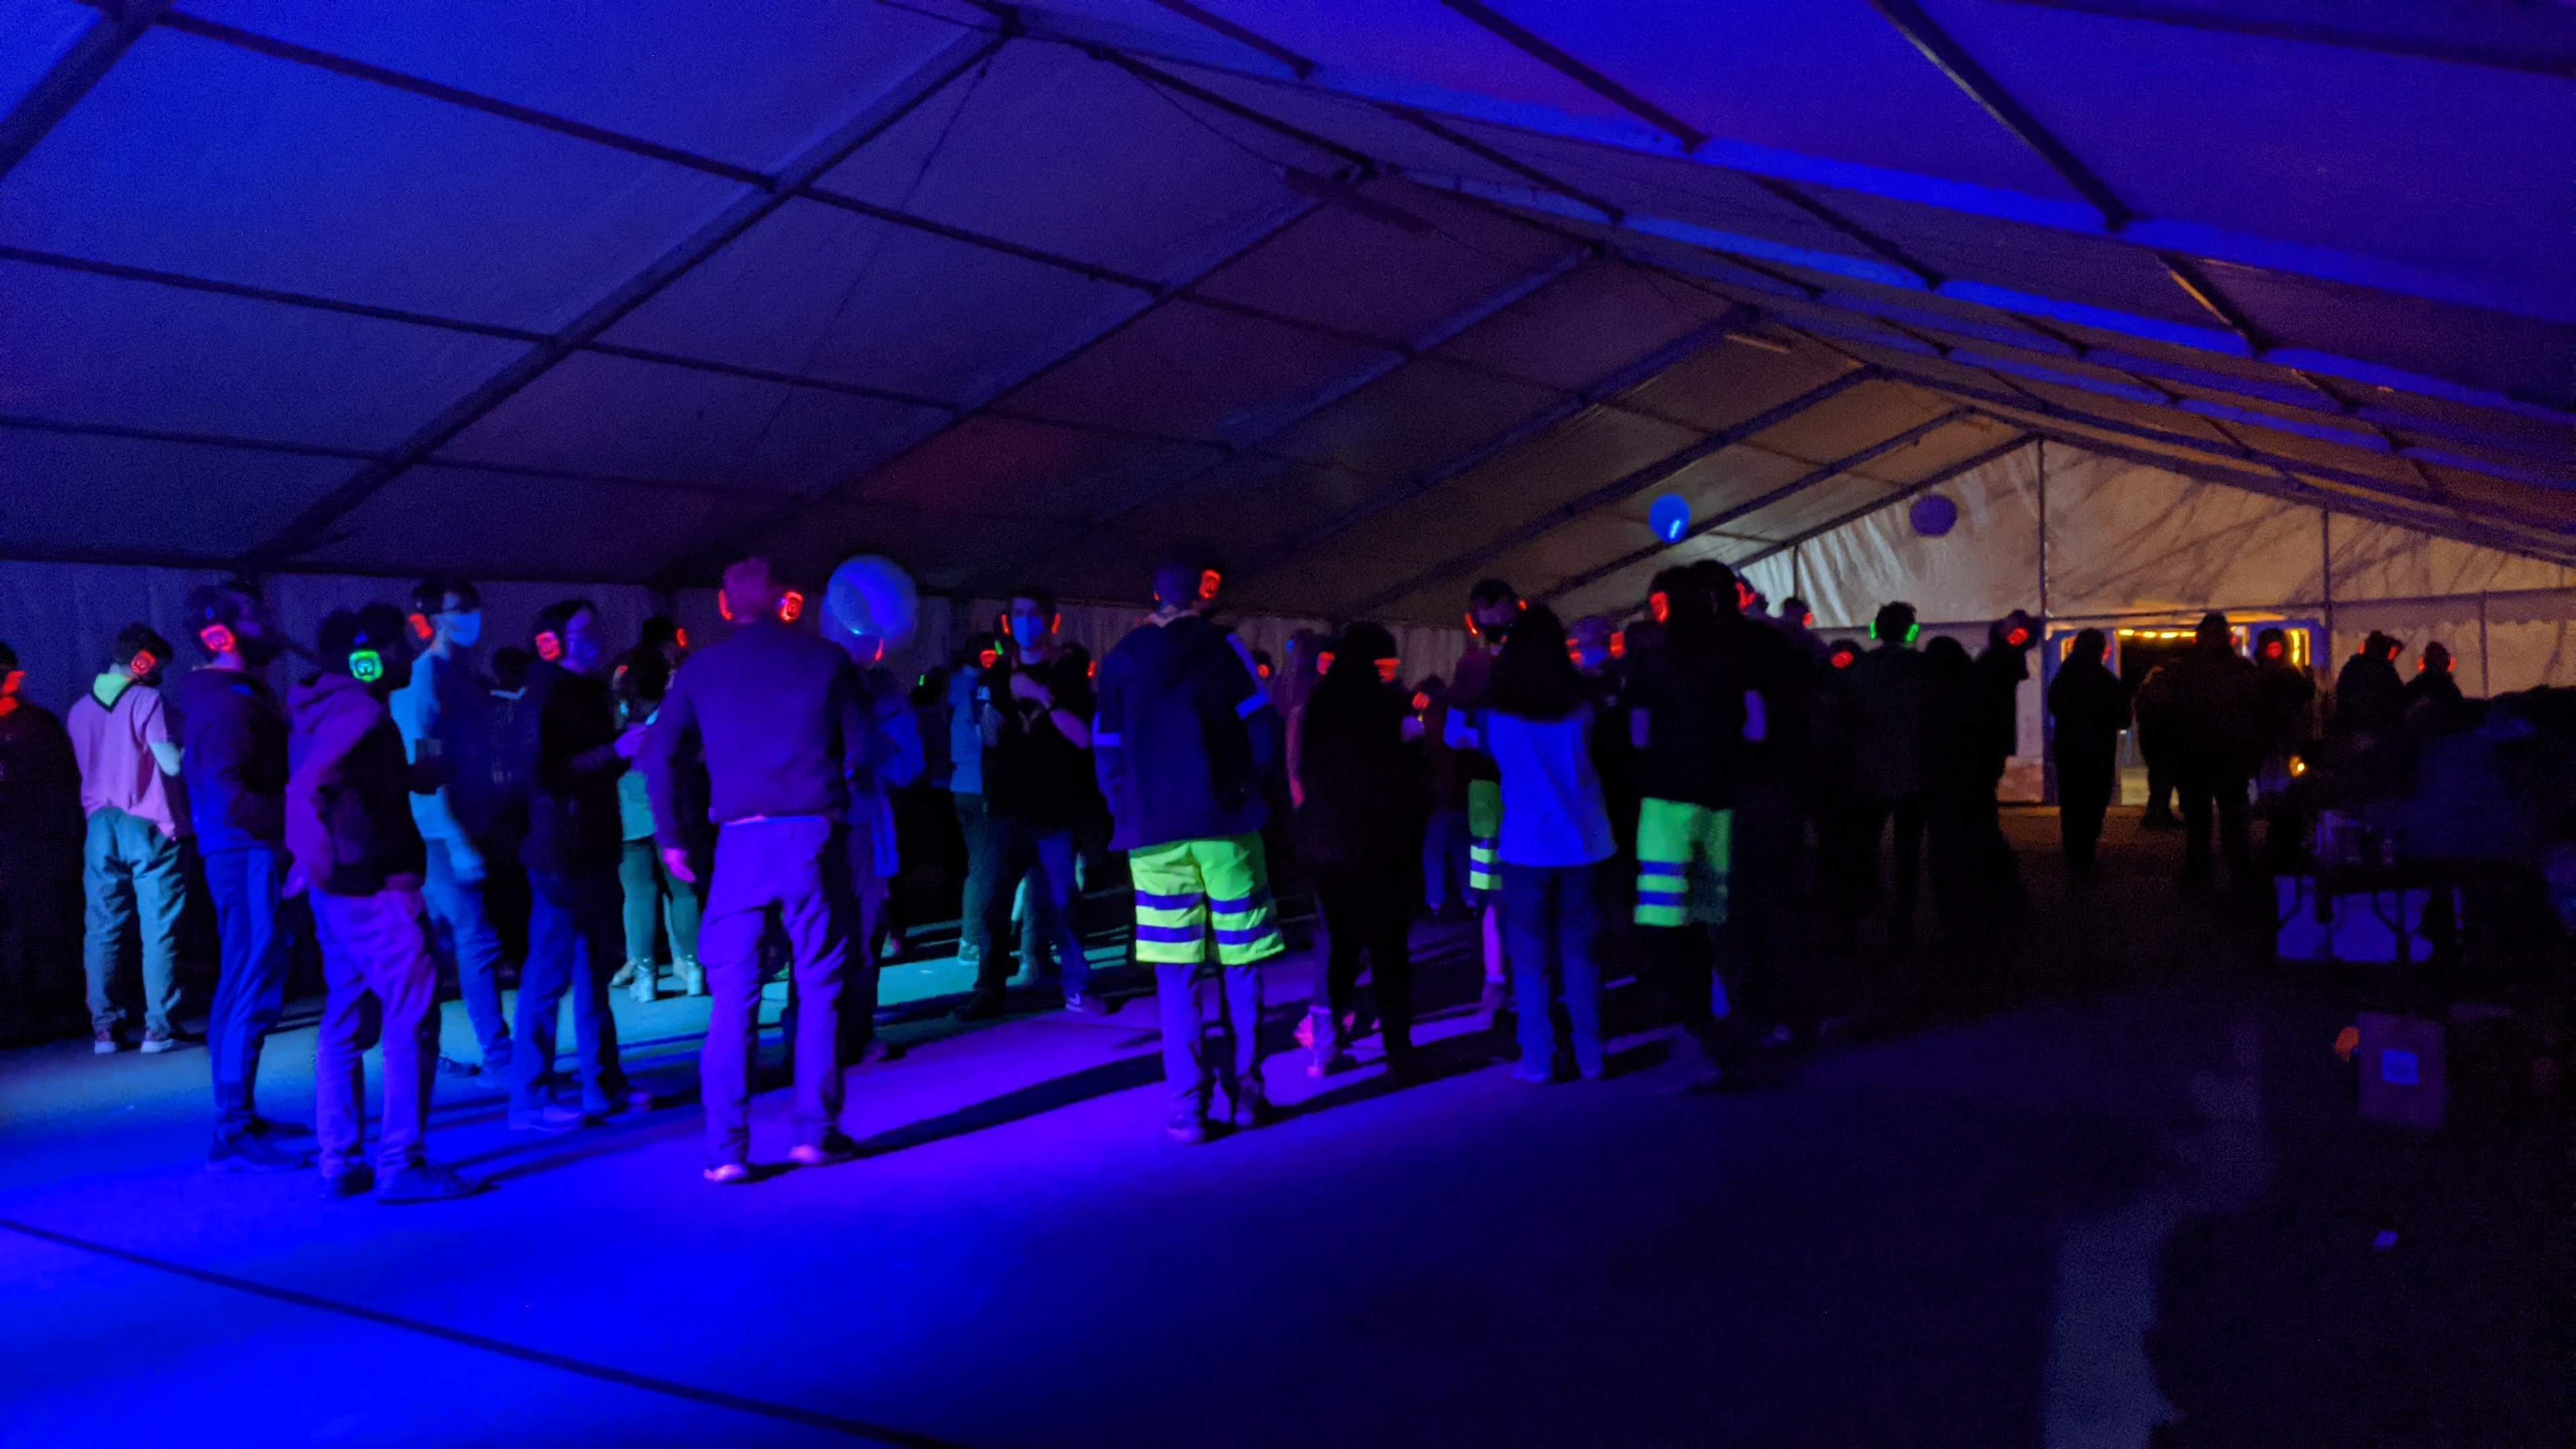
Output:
(81, 808), (186, 1036)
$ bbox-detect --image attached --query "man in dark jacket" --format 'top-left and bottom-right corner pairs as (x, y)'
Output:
(289, 605), (480, 1202)
(2332, 631), (2407, 741)
(506, 599), (639, 1134)
(2404, 642), (2467, 717)
(645, 557), (869, 1181)
(174, 580), (305, 1171)
(0, 642), (85, 1046)
(1095, 551), (1285, 1143)
(1833, 602), (1931, 942)
(2159, 613), (2261, 885)
(1964, 611), (2037, 912)
(2046, 629), (2129, 877)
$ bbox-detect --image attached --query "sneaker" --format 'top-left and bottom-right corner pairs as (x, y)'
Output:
(951, 989), (1008, 1022)
(319, 1166), (373, 1200)
(1511, 1065), (1556, 1085)
(376, 1163), (485, 1203)
(435, 1054), (486, 1079)
(608, 963), (636, 989)
(209, 1134), (311, 1174)
(1062, 992), (1113, 1018)
(788, 1133), (859, 1168)
(140, 1029), (179, 1055)
(1228, 1086), (1275, 1131)
(851, 1038), (902, 1066)
(92, 1030), (119, 1056)
(627, 967), (657, 1004)
(678, 961), (705, 998)
(506, 1102), (587, 1134)
(703, 1161), (750, 1185)
(1477, 981), (1507, 1017)
(1307, 1049), (1357, 1079)
(1167, 1109), (1210, 1145)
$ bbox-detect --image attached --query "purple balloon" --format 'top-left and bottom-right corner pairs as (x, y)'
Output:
(1909, 494), (1960, 537)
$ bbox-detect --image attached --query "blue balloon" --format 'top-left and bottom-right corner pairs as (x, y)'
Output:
(1648, 494), (1690, 543)
(1909, 494), (1960, 538)
(824, 555), (919, 651)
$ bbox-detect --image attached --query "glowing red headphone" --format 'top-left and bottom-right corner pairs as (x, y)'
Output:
(533, 631), (563, 663)
(408, 612), (435, 642)
(197, 623), (237, 657)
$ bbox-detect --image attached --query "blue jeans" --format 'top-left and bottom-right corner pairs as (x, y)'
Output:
(81, 808), (186, 1035)
(980, 814), (1091, 997)
(1155, 960), (1265, 1114)
(1423, 806), (1469, 913)
(311, 887), (439, 1176)
(512, 867), (623, 1114)
(700, 820), (850, 1162)
(422, 835), (511, 1064)
(204, 845), (288, 1140)
(1501, 861), (1607, 1079)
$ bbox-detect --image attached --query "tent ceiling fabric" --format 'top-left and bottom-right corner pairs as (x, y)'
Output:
(1, 0), (2567, 623)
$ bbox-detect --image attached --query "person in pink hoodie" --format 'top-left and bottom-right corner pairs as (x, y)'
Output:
(288, 604), (482, 1204)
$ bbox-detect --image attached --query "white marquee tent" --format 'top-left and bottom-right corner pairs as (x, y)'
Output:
(3, 0), (2569, 722)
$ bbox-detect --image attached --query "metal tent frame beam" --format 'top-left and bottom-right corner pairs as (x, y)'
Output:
(1731, 434), (2036, 569)
(1541, 409), (1975, 604)
(244, 30), (1008, 568)
(2011, 428), (2576, 569)
(1244, 311), (1787, 587)
(972, 249), (1594, 593)
(984, 3), (2571, 327)
(0, 1), (161, 183)
(1337, 366), (1883, 614)
(669, 190), (1332, 584)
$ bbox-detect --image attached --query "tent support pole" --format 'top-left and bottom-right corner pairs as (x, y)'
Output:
(2320, 509), (2335, 651)
(2479, 592), (2491, 694)
(2037, 436), (2049, 619)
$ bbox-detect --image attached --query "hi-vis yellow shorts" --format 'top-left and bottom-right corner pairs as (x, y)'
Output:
(1634, 797), (1731, 928)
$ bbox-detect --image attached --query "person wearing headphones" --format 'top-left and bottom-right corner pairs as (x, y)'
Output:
(67, 623), (188, 1056)
(1837, 602), (1932, 947)
(643, 557), (871, 1183)
(1450, 578), (1522, 1026)
(174, 580), (305, 1170)
(288, 604), (482, 1201)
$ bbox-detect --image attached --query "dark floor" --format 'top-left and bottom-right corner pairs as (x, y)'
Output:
(0, 811), (2563, 1448)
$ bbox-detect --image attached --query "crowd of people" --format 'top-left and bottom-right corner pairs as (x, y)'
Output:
(0, 543), (2516, 1202)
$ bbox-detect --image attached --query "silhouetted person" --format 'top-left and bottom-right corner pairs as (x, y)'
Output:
(2159, 614), (2261, 886)
(2047, 629), (2128, 878)
(1293, 623), (1420, 1079)
(1966, 610), (2038, 912)
(506, 599), (639, 1134)
(2251, 627), (2317, 767)
(1623, 568), (1762, 1082)
(2332, 631), (2406, 740)
(2404, 642), (2465, 718)
(2134, 661), (2181, 828)
(1835, 602), (1931, 943)
(1919, 637), (1986, 936)
(0, 641), (84, 1045)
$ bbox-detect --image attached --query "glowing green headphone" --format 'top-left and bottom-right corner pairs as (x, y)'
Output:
(1868, 619), (1921, 644)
